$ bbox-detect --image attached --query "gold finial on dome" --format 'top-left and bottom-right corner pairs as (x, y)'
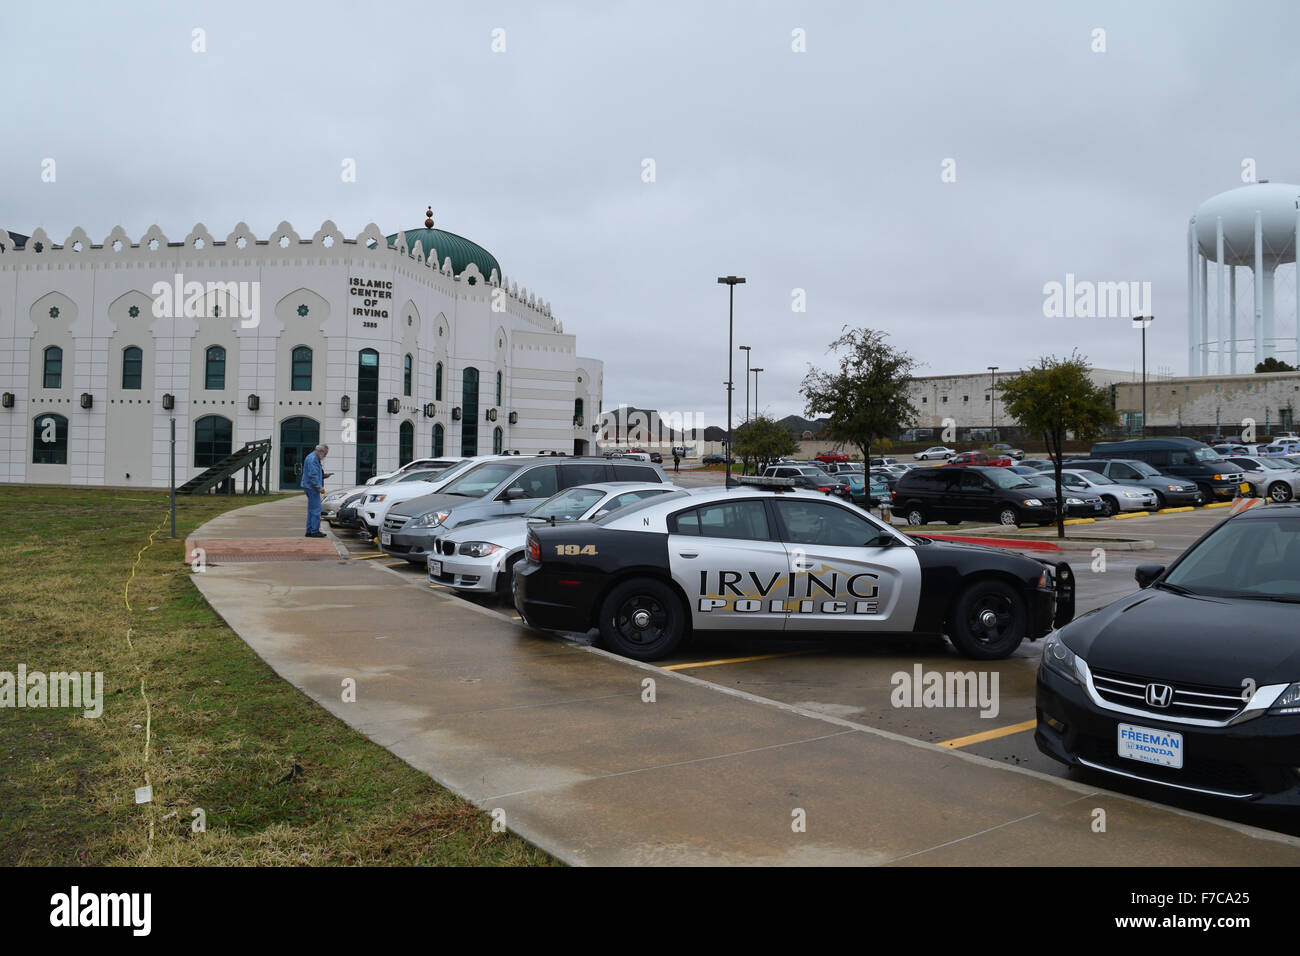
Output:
(424, 206), (435, 229)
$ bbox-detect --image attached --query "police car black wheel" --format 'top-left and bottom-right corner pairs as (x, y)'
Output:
(947, 580), (1026, 659)
(597, 578), (685, 661)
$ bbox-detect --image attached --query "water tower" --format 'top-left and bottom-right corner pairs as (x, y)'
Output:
(1188, 182), (1300, 375)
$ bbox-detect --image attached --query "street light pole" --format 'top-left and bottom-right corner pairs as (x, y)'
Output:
(740, 345), (751, 423)
(717, 276), (746, 485)
(752, 368), (764, 419)
(1134, 316), (1154, 436)
(988, 365), (999, 435)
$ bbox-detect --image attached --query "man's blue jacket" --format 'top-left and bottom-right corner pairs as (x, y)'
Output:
(301, 451), (324, 492)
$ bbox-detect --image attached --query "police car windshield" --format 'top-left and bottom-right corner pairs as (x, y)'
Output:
(528, 486), (605, 521)
(593, 490), (689, 525)
(438, 461), (522, 497)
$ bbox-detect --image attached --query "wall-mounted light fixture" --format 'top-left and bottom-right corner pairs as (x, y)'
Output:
(508, 410), (518, 424)
(486, 408), (498, 422)
(452, 406), (462, 421)
(80, 393), (93, 409)
(162, 393), (175, 410)
(1, 392), (13, 409)
(423, 403), (436, 418)
(386, 398), (401, 414)
(247, 394), (260, 411)
(340, 395), (351, 413)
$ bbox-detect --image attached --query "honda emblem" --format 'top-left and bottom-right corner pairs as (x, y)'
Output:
(1145, 683), (1174, 708)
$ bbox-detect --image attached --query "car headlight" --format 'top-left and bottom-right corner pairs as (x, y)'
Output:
(324, 492), (346, 503)
(1269, 683), (1300, 715)
(369, 494), (386, 503)
(1041, 637), (1082, 685)
(1066, 497), (1083, 505)
(1166, 484), (1182, 491)
(409, 510), (450, 529)
(1022, 498), (1043, 506)
(458, 541), (501, 558)
(1123, 491), (1143, 498)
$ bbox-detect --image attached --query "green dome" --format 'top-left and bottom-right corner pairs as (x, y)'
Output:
(386, 225), (501, 282)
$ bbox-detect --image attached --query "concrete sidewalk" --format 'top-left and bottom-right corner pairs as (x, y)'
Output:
(190, 497), (1300, 865)
(185, 492), (340, 563)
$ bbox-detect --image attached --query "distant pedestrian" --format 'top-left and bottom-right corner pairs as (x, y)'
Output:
(302, 444), (332, 538)
(673, 452), (680, 473)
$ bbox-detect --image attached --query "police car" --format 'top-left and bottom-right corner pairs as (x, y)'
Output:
(513, 478), (1075, 661)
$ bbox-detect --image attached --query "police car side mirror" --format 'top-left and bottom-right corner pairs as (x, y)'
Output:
(1134, 564), (1165, 589)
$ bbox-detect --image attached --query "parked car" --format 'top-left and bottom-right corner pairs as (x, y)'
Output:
(429, 481), (678, 599)
(1261, 442), (1300, 458)
(1021, 474), (1106, 517)
(1088, 437), (1244, 502)
(366, 457), (466, 486)
(380, 456), (668, 564)
(1058, 469), (1158, 516)
(868, 457), (899, 468)
(1223, 456), (1300, 502)
(991, 443), (1025, 460)
(1018, 459), (1058, 472)
(701, 454), (733, 465)
(914, 446), (957, 461)
(1213, 444), (1250, 458)
(359, 458), (483, 535)
(814, 451), (850, 463)
(1036, 504), (1300, 805)
(946, 451), (1014, 467)
(1063, 458), (1201, 508)
(762, 464), (852, 499)
(893, 465), (1058, 527)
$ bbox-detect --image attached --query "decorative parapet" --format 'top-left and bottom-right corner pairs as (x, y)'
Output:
(0, 220), (559, 331)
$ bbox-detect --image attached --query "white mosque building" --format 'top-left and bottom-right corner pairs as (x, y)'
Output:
(0, 208), (603, 490)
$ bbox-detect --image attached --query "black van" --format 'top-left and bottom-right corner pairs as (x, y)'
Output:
(1087, 437), (1244, 501)
(894, 465), (1057, 527)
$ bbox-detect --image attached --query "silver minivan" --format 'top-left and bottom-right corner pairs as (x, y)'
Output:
(379, 456), (668, 563)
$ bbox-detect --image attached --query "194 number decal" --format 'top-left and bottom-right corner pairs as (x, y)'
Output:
(554, 544), (597, 556)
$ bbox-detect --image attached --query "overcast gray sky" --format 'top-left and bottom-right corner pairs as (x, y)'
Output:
(6, 0), (1300, 427)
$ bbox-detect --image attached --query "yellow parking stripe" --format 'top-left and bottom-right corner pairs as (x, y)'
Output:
(348, 553), (387, 560)
(937, 718), (1037, 749)
(1062, 517), (1094, 525)
(1201, 501), (1233, 509)
(1157, 506), (1195, 514)
(1110, 510), (1149, 519)
(663, 651), (810, 671)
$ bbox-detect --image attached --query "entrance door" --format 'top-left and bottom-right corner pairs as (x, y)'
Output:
(280, 416), (320, 489)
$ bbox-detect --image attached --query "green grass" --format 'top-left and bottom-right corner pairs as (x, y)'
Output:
(0, 486), (554, 866)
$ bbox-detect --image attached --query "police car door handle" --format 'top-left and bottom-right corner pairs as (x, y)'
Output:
(678, 552), (699, 559)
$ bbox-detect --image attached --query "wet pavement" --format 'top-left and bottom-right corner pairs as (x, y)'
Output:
(189, 496), (1300, 862)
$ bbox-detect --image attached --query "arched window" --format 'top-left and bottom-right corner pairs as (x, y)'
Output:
(194, 415), (232, 468)
(574, 397), (584, 426)
(32, 413), (68, 464)
(493, 426), (503, 455)
(432, 423), (444, 457)
(122, 346), (143, 390)
(205, 345), (226, 390)
(43, 346), (63, 389)
(435, 362), (443, 401)
(496, 370), (503, 406)
(291, 346), (312, 391)
(404, 353), (413, 396)
(399, 420), (414, 465)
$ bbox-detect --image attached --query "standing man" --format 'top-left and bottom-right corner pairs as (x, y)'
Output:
(302, 443), (332, 538)
(673, 451), (680, 474)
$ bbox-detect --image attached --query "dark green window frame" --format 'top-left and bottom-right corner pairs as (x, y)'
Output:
(291, 346), (312, 391)
(205, 345), (226, 390)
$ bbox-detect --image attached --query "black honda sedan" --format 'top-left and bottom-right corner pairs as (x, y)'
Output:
(1036, 503), (1300, 805)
